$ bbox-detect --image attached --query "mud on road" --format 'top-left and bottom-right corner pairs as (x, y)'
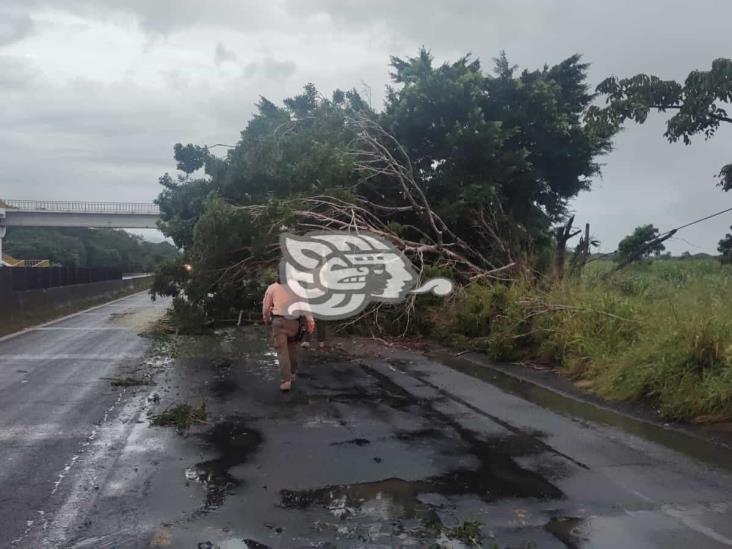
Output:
(36, 324), (732, 548)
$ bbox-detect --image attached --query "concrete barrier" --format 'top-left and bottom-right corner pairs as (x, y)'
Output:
(1, 275), (154, 336)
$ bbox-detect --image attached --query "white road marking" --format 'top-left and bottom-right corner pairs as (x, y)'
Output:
(12, 389), (137, 547)
(41, 390), (136, 546)
(663, 503), (732, 546)
(0, 424), (85, 442)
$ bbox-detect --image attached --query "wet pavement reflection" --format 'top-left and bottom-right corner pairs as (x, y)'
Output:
(62, 326), (732, 549)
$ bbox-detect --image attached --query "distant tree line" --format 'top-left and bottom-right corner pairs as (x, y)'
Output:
(5, 227), (179, 272)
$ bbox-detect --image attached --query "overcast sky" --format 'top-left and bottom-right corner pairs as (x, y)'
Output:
(1, 0), (730, 252)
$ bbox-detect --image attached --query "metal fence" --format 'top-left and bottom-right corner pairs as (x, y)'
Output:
(3, 200), (160, 216)
(0, 267), (122, 293)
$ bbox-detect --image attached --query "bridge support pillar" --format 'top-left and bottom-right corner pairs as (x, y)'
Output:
(0, 224), (5, 266)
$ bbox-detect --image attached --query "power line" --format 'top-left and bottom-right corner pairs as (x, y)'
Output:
(663, 206), (732, 235)
(588, 204), (732, 262)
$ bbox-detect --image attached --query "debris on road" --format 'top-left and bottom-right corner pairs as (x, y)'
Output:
(151, 402), (207, 431)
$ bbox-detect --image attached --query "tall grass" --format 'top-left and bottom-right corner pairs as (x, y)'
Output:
(434, 259), (732, 422)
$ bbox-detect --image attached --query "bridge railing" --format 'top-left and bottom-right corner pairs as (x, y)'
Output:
(3, 200), (160, 215)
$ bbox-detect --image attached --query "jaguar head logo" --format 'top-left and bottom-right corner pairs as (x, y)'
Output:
(279, 231), (453, 320)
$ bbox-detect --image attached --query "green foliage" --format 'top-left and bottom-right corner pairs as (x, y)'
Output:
(4, 227), (178, 270)
(616, 224), (665, 262)
(218, 89), (365, 203)
(150, 258), (189, 299)
(151, 402), (207, 431)
(438, 259), (732, 422)
(154, 49), (614, 323)
(719, 228), (732, 263)
(587, 58), (732, 189)
(384, 49), (612, 237)
(167, 297), (211, 335)
(445, 520), (483, 546)
(155, 173), (216, 249)
(173, 143), (210, 177)
(719, 164), (732, 192)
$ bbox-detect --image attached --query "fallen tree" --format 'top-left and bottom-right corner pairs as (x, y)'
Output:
(152, 49), (615, 328)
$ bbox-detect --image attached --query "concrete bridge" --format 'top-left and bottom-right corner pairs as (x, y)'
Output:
(0, 199), (161, 264)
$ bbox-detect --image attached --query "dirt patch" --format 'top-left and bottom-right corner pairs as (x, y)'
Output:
(110, 307), (166, 332)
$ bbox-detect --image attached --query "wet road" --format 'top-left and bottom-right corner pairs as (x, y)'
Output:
(4, 299), (732, 547)
(0, 292), (169, 548)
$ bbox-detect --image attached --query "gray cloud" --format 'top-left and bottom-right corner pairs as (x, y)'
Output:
(214, 42), (237, 65)
(0, 72), (217, 204)
(243, 57), (297, 82)
(1, 1), (731, 252)
(0, 8), (34, 45)
(2, 0), (281, 35)
(0, 55), (38, 89)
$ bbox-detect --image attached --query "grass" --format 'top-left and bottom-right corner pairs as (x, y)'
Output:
(433, 258), (732, 423)
(151, 402), (207, 431)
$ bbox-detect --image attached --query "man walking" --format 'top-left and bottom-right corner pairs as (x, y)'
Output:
(262, 277), (315, 391)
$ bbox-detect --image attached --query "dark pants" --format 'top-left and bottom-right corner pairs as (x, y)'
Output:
(308, 320), (327, 345)
(271, 317), (301, 381)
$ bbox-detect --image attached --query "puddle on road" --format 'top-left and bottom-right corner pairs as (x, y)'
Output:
(281, 477), (441, 522)
(279, 363), (563, 527)
(331, 437), (371, 447)
(207, 358), (241, 399)
(171, 329), (566, 547)
(394, 427), (446, 441)
(280, 427), (562, 522)
(186, 418), (263, 511)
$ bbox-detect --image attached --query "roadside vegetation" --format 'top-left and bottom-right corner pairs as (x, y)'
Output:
(433, 258), (732, 423)
(149, 49), (732, 423)
(4, 226), (178, 270)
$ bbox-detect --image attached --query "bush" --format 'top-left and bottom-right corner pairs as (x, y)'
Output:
(169, 297), (211, 335)
(434, 259), (732, 422)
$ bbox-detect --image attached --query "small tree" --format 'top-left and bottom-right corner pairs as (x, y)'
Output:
(173, 143), (209, 179)
(617, 224), (666, 263)
(719, 229), (732, 264)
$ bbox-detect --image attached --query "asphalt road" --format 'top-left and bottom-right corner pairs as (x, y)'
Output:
(3, 295), (732, 548)
(0, 292), (169, 548)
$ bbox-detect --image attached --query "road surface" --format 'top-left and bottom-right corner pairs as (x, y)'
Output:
(0, 292), (168, 547)
(2, 294), (732, 548)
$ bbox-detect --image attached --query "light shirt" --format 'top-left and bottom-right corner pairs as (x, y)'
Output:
(262, 282), (313, 322)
